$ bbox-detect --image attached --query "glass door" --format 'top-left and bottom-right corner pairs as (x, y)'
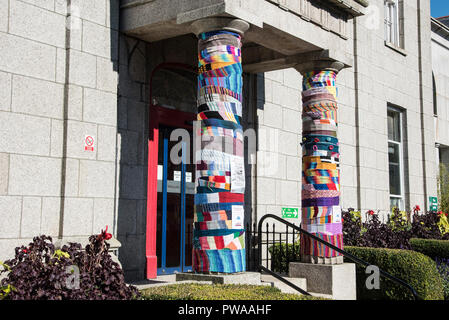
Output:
(156, 125), (194, 275)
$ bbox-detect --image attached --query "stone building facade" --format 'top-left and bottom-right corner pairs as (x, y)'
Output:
(432, 17), (449, 168)
(0, 0), (446, 281)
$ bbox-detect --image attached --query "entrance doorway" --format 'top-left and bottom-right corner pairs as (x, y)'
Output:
(146, 63), (197, 279)
(156, 123), (195, 274)
(147, 105), (196, 276)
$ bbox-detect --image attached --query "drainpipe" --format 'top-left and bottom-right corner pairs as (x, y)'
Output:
(417, 0), (429, 210)
(353, 17), (362, 212)
(58, 0), (72, 239)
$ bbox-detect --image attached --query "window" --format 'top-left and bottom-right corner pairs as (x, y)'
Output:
(388, 107), (405, 210)
(384, 0), (400, 46)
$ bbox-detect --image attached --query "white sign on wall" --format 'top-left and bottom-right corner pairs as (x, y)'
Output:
(84, 135), (95, 152)
(231, 205), (244, 229)
(173, 171), (181, 182)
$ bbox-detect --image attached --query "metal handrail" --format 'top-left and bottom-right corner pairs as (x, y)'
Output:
(257, 214), (421, 300)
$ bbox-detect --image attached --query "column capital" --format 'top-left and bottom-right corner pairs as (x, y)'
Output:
(191, 17), (250, 36)
(294, 59), (345, 75)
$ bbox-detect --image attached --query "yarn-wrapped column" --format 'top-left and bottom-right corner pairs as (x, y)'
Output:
(193, 29), (246, 273)
(300, 70), (344, 264)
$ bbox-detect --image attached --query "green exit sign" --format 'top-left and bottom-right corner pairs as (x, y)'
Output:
(282, 207), (299, 219)
(429, 197), (438, 211)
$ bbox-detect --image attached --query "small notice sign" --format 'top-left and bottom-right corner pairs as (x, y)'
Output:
(282, 207), (299, 219)
(333, 206), (342, 223)
(84, 135), (95, 151)
(232, 205), (244, 229)
(429, 196), (438, 211)
(157, 165), (163, 180)
(230, 156), (245, 193)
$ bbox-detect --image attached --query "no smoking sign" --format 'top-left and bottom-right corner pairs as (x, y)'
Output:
(84, 135), (95, 152)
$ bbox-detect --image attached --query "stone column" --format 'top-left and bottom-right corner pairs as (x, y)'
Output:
(191, 18), (250, 273)
(295, 60), (345, 264)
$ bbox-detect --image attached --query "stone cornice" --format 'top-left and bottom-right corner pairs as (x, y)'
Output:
(321, 0), (367, 17)
(354, 0), (369, 7)
(268, 0), (367, 18)
(432, 17), (449, 40)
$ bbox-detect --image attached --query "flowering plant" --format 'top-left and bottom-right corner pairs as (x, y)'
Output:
(97, 225), (113, 241)
(343, 206), (449, 250)
(0, 228), (140, 300)
(388, 207), (411, 232)
(437, 213), (449, 236)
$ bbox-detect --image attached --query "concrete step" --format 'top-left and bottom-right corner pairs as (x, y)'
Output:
(130, 274), (214, 290)
(260, 274), (308, 295)
(307, 292), (334, 299)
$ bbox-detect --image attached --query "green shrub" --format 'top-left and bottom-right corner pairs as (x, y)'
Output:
(345, 246), (444, 300)
(141, 283), (326, 300)
(268, 242), (300, 274)
(438, 163), (449, 214)
(435, 258), (449, 300)
(410, 238), (449, 260)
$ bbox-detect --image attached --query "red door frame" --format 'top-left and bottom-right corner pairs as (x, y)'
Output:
(146, 63), (196, 279)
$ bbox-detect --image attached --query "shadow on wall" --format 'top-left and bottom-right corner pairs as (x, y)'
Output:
(115, 34), (150, 282)
(115, 33), (200, 282)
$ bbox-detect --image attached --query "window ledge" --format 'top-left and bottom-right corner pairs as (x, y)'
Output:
(384, 41), (407, 56)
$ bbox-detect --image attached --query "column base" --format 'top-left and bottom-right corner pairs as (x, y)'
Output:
(176, 272), (261, 285)
(289, 262), (356, 300)
(300, 254), (344, 265)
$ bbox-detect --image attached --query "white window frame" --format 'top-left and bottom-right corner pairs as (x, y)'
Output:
(384, 0), (400, 46)
(388, 106), (405, 210)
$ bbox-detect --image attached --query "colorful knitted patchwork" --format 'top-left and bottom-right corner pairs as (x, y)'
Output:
(193, 249), (245, 273)
(201, 127), (243, 142)
(300, 70), (343, 261)
(193, 30), (245, 273)
(198, 101), (242, 117)
(301, 233), (343, 258)
(195, 210), (232, 223)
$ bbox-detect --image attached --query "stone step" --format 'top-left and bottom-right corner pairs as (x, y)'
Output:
(307, 292), (334, 299)
(130, 274), (213, 290)
(260, 274), (308, 295)
(176, 271), (263, 285)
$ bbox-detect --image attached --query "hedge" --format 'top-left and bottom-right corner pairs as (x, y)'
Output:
(141, 283), (327, 300)
(345, 246), (444, 300)
(409, 238), (449, 300)
(410, 238), (449, 260)
(268, 243), (300, 274)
